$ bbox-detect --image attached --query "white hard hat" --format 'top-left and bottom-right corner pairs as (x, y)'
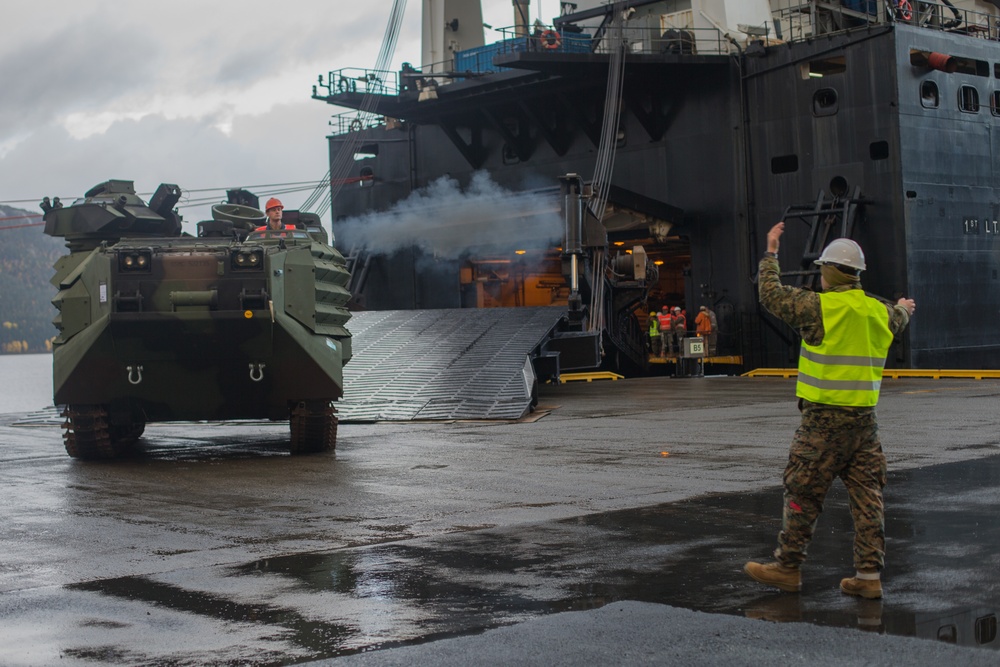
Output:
(814, 238), (866, 271)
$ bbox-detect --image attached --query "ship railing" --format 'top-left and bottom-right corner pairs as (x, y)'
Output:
(312, 68), (399, 100)
(904, 0), (1000, 40)
(315, 3), (1000, 114)
(327, 111), (390, 135)
(771, 1), (1000, 43)
(484, 25), (729, 60)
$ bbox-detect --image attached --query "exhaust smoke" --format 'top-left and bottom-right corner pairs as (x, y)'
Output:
(336, 172), (563, 258)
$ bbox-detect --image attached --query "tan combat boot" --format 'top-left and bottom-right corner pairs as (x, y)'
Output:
(840, 575), (883, 599)
(743, 561), (801, 593)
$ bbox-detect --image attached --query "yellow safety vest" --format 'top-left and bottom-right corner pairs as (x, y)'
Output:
(796, 290), (893, 407)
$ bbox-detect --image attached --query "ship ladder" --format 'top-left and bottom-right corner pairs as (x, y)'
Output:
(344, 244), (373, 304)
(778, 185), (863, 291)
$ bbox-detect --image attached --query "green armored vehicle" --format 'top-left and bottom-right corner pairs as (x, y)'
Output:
(41, 180), (352, 459)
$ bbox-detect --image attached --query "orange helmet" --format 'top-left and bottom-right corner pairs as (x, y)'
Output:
(265, 197), (283, 211)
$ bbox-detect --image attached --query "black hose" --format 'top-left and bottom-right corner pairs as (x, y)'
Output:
(940, 0), (962, 29)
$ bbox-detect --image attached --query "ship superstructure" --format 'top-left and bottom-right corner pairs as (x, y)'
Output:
(313, 0), (1000, 372)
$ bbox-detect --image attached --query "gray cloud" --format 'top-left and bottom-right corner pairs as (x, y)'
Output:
(0, 1), (537, 230)
(208, 10), (393, 88)
(0, 100), (332, 226)
(0, 18), (160, 140)
(212, 48), (283, 87)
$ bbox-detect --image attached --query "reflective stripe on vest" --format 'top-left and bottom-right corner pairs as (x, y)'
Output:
(796, 290), (893, 407)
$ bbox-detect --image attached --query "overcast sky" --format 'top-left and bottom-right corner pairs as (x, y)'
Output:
(0, 1), (562, 231)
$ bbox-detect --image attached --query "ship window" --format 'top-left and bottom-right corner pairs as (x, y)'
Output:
(911, 49), (987, 76)
(959, 85), (980, 113)
(958, 56), (989, 77)
(920, 80), (939, 108)
(353, 143), (379, 161)
(995, 63), (1000, 78)
(991, 91), (1000, 116)
(771, 154), (798, 174)
(870, 140), (889, 160)
(910, 50), (931, 67)
(800, 55), (846, 80)
(812, 88), (838, 116)
(977, 614), (997, 645)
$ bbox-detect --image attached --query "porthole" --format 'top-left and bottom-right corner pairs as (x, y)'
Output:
(813, 88), (839, 116)
(920, 80), (939, 109)
(829, 176), (848, 197)
(359, 166), (374, 187)
(959, 85), (980, 113)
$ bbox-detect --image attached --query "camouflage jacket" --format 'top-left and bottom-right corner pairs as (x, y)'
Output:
(758, 256), (910, 347)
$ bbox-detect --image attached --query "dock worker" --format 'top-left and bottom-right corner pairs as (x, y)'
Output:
(695, 306), (712, 354)
(657, 306), (673, 356)
(256, 198), (294, 232)
(744, 222), (915, 600)
(671, 306), (686, 355)
(648, 309), (661, 357)
(707, 306), (718, 355)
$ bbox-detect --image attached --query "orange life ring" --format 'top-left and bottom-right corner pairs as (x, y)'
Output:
(896, 0), (912, 21)
(540, 29), (561, 50)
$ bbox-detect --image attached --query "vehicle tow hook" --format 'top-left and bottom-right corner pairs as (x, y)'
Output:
(126, 365), (144, 385)
(249, 363), (266, 382)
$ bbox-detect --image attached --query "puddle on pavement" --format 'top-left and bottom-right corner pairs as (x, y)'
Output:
(64, 455), (1000, 664)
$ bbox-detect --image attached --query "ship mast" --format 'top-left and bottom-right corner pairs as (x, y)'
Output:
(512, 0), (531, 36)
(421, 0), (487, 74)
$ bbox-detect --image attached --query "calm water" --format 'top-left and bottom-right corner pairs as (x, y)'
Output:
(0, 353), (53, 414)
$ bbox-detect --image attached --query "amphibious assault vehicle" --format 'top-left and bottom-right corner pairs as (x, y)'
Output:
(41, 180), (352, 459)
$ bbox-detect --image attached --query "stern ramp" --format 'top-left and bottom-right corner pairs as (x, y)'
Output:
(337, 307), (562, 421)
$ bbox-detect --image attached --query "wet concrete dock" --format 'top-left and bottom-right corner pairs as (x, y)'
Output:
(0, 376), (997, 665)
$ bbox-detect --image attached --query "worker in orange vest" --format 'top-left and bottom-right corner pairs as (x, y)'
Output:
(256, 197), (295, 232)
(671, 306), (686, 354)
(657, 306), (673, 356)
(695, 305), (712, 355)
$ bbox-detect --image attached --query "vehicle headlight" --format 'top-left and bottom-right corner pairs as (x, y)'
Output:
(231, 249), (264, 270)
(118, 250), (152, 272)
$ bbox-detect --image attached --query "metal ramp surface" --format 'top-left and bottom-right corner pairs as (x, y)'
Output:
(337, 307), (563, 422)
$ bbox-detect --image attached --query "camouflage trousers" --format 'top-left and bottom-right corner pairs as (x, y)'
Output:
(660, 332), (673, 354)
(649, 334), (661, 355)
(774, 403), (887, 572)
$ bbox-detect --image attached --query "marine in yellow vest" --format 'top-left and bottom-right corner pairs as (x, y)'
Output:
(744, 222), (915, 600)
(647, 310), (661, 357)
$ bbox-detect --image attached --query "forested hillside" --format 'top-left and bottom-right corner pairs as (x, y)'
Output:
(0, 205), (64, 354)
